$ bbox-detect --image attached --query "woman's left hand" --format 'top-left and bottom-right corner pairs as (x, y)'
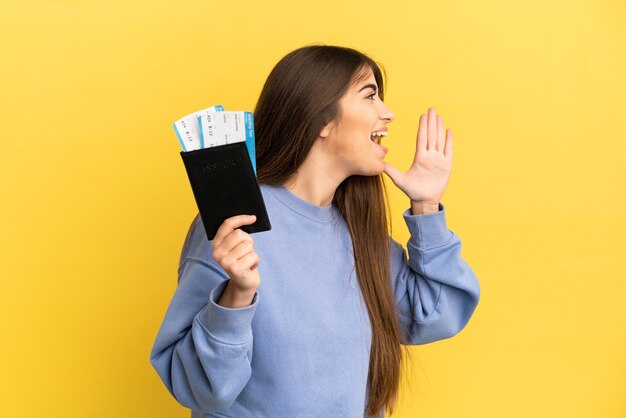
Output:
(383, 107), (453, 206)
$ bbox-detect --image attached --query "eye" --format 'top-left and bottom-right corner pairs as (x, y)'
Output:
(366, 92), (377, 100)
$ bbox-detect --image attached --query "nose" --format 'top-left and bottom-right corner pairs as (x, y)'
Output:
(380, 102), (395, 123)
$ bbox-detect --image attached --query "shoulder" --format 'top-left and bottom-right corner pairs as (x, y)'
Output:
(259, 183), (281, 202)
(387, 235), (408, 277)
(178, 213), (223, 275)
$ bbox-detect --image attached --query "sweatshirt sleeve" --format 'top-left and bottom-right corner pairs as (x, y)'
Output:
(149, 257), (259, 413)
(390, 202), (480, 345)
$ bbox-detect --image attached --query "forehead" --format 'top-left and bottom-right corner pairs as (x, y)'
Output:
(349, 66), (377, 92)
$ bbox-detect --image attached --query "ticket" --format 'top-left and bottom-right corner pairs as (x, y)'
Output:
(173, 105), (224, 151)
(198, 110), (254, 147)
(198, 110), (257, 173)
(243, 112), (256, 174)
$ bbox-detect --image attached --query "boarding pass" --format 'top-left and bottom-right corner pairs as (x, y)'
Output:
(172, 105), (257, 174)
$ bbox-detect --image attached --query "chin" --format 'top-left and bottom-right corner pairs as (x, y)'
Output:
(374, 160), (386, 175)
(347, 159), (386, 177)
(361, 163), (386, 177)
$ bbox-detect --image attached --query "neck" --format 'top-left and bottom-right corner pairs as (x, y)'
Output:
(283, 144), (346, 207)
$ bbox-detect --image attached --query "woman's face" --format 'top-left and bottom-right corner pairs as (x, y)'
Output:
(321, 66), (395, 177)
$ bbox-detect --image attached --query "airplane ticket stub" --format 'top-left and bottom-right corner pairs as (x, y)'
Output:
(173, 105), (224, 151)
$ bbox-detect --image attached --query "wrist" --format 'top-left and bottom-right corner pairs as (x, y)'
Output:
(410, 200), (440, 215)
(218, 280), (257, 308)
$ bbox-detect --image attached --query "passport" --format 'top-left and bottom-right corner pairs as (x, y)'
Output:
(176, 107), (271, 240)
(180, 142), (271, 240)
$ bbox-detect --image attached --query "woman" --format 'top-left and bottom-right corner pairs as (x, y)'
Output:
(150, 44), (480, 418)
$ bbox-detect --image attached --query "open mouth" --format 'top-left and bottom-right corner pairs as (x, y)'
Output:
(370, 130), (388, 143)
(370, 130), (389, 154)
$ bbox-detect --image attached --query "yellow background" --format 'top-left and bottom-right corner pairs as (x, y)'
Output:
(1, 0), (624, 417)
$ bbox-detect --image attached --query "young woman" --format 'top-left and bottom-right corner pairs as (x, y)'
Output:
(150, 44), (480, 418)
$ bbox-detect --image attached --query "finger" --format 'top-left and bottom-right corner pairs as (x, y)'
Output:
(241, 251), (261, 272)
(437, 115), (445, 152)
(225, 239), (255, 263)
(231, 251), (261, 277)
(417, 114), (427, 152)
(427, 107), (437, 150)
(212, 214), (256, 249)
(382, 162), (405, 188)
(219, 235), (254, 274)
(444, 128), (453, 159)
(221, 228), (254, 255)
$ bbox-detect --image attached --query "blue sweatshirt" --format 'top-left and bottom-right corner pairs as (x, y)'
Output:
(150, 183), (480, 418)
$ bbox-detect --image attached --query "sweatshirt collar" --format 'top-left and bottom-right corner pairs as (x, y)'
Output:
(263, 183), (339, 223)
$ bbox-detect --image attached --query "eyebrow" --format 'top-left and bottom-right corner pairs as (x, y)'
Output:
(357, 83), (378, 93)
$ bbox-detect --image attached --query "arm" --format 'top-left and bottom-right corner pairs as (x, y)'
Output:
(149, 257), (258, 412)
(390, 202), (480, 344)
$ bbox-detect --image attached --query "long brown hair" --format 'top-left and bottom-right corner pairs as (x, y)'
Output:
(254, 44), (409, 417)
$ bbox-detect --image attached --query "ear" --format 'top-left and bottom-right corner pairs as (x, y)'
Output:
(319, 119), (335, 139)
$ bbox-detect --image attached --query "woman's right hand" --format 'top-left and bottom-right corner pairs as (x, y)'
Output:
(212, 214), (261, 308)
